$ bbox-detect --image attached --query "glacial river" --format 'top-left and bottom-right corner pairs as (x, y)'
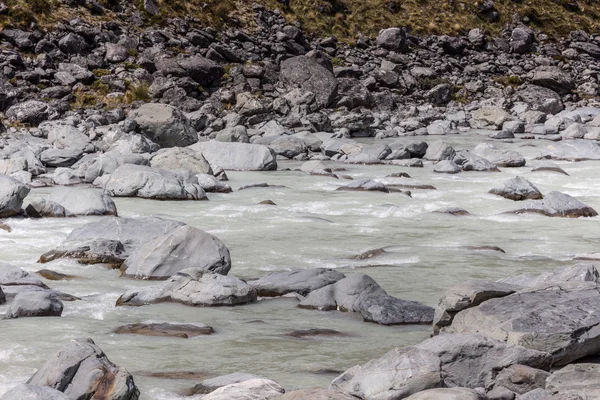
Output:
(1, 133), (598, 398)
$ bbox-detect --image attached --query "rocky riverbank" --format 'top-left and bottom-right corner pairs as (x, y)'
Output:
(2, 0), (600, 399)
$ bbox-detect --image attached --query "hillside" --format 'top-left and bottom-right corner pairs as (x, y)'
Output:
(1, 0), (600, 41)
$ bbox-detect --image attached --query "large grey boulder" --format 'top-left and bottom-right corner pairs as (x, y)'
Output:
(377, 28), (409, 53)
(116, 269), (257, 307)
(27, 338), (140, 400)
(77, 152), (150, 183)
(248, 268), (346, 297)
(45, 188), (117, 216)
(508, 191), (597, 218)
(5, 100), (50, 124)
(5, 292), (63, 318)
(532, 66), (575, 95)
(129, 103), (197, 148)
(44, 123), (94, 153)
(177, 55), (224, 86)
(190, 141), (277, 171)
(493, 364), (550, 395)
(104, 164), (206, 200)
(424, 141), (455, 161)
(201, 379), (284, 400)
(299, 274), (434, 325)
(545, 363), (600, 398)
(405, 388), (484, 400)
(122, 225), (231, 279)
(331, 333), (552, 399)
(473, 143), (526, 167)
(454, 151), (500, 172)
(40, 148), (84, 168)
(0, 175), (30, 218)
(542, 140), (600, 161)
(446, 281), (600, 365)
(0, 384), (71, 400)
(280, 56), (338, 107)
(150, 147), (213, 175)
(488, 176), (543, 201)
(252, 136), (307, 159)
(515, 85), (563, 115)
(471, 107), (510, 129)
(510, 26), (535, 54)
(40, 239), (127, 266)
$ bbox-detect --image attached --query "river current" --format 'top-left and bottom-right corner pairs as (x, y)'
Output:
(1, 133), (598, 398)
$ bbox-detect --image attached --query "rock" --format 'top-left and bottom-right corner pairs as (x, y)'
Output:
(278, 388), (356, 400)
(0, 263), (47, 288)
(27, 338), (140, 400)
(545, 363), (600, 398)
(129, 103), (197, 148)
(0, 384), (71, 400)
(454, 151), (500, 172)
(494, 364), (550, 395)
(433, 207), (471, 216)
(283, 328), (346, 339)
(177, 55), (224, 86)
(104, 164), (206, 200)
(472, 107), (510, 129)
(280, 56), (338, 107)
(36, 270), (77, 281)
(78, 152), (149, 183)
(531, 161), (568, 175)
(377, 28), (409, 53)
(508, 191), (597, 218)
(191, 141), (277, 171)
(515, 85), (563, 115)
(143, 0), (159, 14)
(215, 126), (249, 143)
(45, 188), (117, 216)
(40, 239), (127, 266)
(0, 157), (27, 175)
(53, 168), (82, 186)
(44, 122), (93, 153)
(116, 269), (257, 307)
(336, 180), (390, 193)
(26, 199), (72, 218)
(331, 333), (551, 399)
(543, 140), (600, 161)
(105, 43), (128, 62)
(0, 221), (11, 232)
(5, 292), (63, 318)
(473, 143), (526, 167)
(150, 147), (213, 175)
(40, 148), (84, 168)
(518, 389), (553, 400)
(299, 274), (434, 325)
(248, 268), (346, 297)
(497, 264), (599, 287)
(405, 388), (485, 400)
(122, 225), (231, 279)
(488, 130), (514, 139)
(424, 141), (456, 161)
(196, 174), (232, 193)
(532, 66), (575, 95)
(434, 160), (461, 174)
(5, 100), (49, 124)
(201, 379), (284, 400)
(488, 176), (543, 201)
(0, 174), (30, 218)
(186, 373), (265, 395)
(510, 26), (535, 54)
(300, 160), (332, 175)
(252, 136), (307, 159)
(114, 322), (214, 338)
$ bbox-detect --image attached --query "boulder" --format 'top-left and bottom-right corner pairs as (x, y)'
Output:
(299, 274), (434, 325)
(39, 239), (127, 266)
(104, 164), (206, 200)
(405, 388), (484, 400)
(0, 384), (71, 400)
(377, 28), (409, 53)
(424, 141), (455, 161)
(45, 123), (94, 153)
(40, 148), (84, 168)
(45, 188), (117, 216)
(542, 140), (600, 161)
(510, 26), (535, 54)
(454, 151), (500, 172)
(433, 160), (461, 174)
(473, 143), (526, 167)
(186, 373), (265, 395)
(5, 292), (63, 318)
(336, 180), (390, 193)
(191, 141), (277, 171)
(5, 100), (49, 124)
(27, 338), (140, 400)
(150, 147), (213, 175)
(252, 136), (307, 159)
(52, 168), (82, 186)
(196, 174), (232, 193)
(532, 66), (575, 95)
(280, 56), (338, 107)
(331, 333), (551, 399)
(129, 103), (197, 148)
(515, 85), (563, 115)
(531, 161), (568, 175)
(78, 152), (150, 183)
(545, 363), (600, 398)
(114, 322), (214, 338)
(248, 268), (346, 297)
(116, 269), (257, 307)
(497, 264), (599, 287)
(0, 174), (30, 218)
(472, 107), (510, 129)
(508, 191), (597, 218)
(177, 55), (224, 86)
(493, 364), (550, 395)
(201, 379), (284, 400)
(122, 225), (231, 279)
(488, 176), (543, 201)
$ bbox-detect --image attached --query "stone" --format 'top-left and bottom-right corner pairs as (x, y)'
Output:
(105, 43), (128, 63)
(40, 148), (84, 168)
(510, 26), (535, 54)
(472, 107), (510, 129)
(79, 153), (150, 183)
(248, 268), (346, 297)
(122, 225), (231, 279)
(424, 141), (456, 161)
(515, 85), (563, 115)
(454, 151), (500, 172)
(278, 389), (356, 400)
(129, 103), (197, 148)
(433, 160), (461, 174)
(0, 174), (30, 218)
(280, 56), (338, 107)
(26, 199), (72, 218)
(5, 291), (63, 318)
(336, 180), (390, 193)
(532, 66), (575, 95)
(196, 174), (232, 193)
(5, 100), (49, 124)
(405, 388), (485, 400)
(52, 168), (82, 186)
(114, 322), (214, 338)
(508, 191), (597, 218)
(116, 269), (257, 307)
(488, 176), (543, 201)
(252, 136), (307, 159)
(186, 373), (265, 395)
(497, 264), (599, 288)
(150, 147), (213, 175)
(104, 164), (206, 200)
(191, 141), (277, 171)
(177, 56), (224, 86)
(531, 161), (568, 175)
(494, 364), (550, 395)
(27, 338), (140, 400)
(201, 379), (284, 400)
(0, 384), (71, 400)
(543, 140), (600, 161)
(46, 188), (117, 216)
(377, 28), (409, 53)
(545, 363), (600, 398)
(473, 143), (526, 167)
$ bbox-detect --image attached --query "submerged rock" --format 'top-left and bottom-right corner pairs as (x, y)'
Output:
(279, 388), (356, 400)
(114, 322), (214, 338)
(248, 268), (345, 297)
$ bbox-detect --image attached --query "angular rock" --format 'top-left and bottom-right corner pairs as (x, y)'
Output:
(46, 188), (117, 216)
(40, 239), (127, 267)
(473, 143), (526, 167)
(508, 191), (597, 218)
(26, 199), (72, 218)
(532, 66), (575, 95)
(5, 291), (63, 318)
(280, 56), (338, 107)
(191, 141), (277, 171)
(129, 103), (197, 148)
(5, 101), (49, 124)
(424, 141), (455, 161)
(0, 174), (30, 218)
(497, 264), (599, 287)
(488, 176), (543, 201)
(494, 364), (550, 395)
(278, 388), (356, 400)
(434, 160), (461, 174)
(545, 363), (600, 398)
(543, 140), (600, 161)
(186, 373), (265, 396)
(377, 28), (409, 53)
(248, 268), (346, 297)
(150, 147), (213, 175)
(405, 388), (484, 400)
(336, 180), (390, 193)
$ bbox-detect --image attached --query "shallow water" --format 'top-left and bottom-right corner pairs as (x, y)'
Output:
(1, 133), (599, 398)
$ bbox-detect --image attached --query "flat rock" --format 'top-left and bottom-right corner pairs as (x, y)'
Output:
(545, 363), (600, 398)
(114, 322), (214, 338)
(507, 191), (597, 217)
(116, 269), (257, 307)
(542, 140), (600, 161)
(493, 364), (550, 395)
(191, 141), (277, 171)
(336, 180), (390, 193)
(248, 268), (346, 297)
(497, 264), (599, 287)
(473, 143), (526, 167)
(150, 147), (213, 175)
(489, 176), (543, 201)
(5, 291), (63, 318)
(433, 160), (461, 174)
(46, 187), (117, 216)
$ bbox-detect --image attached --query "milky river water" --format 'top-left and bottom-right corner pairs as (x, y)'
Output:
(1, 133), (599, 398)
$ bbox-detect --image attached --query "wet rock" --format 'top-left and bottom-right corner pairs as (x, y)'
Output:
(201, 378), (284, 400)
(434, 160), (461, 174)
(248, 268), (345, 297)
(336, 180), (390, 193)
(280, 56), (338, 107)
(26, 199), (72, 218)
(0, 175), (30, 218)
(489, 176), (543, 201)
(331, 333), (551, 399)
(238, 183), (287, 191)
(129, 103), (197, 148)
(542, 140), (600, 161)
(5, 292), (63, 318)
(300, 160), (333, 175)
(186, 373), (265, 396)
(353, 247), (386, 260)
(473, 143), (525, 167)
(0, 221), (11, 232)
(0, 263), (47, 288)
(196, 174), (232, 193)
(258, 200), (276, 205)
(454, 150), (500, 172)
(104, 164), (206, 200)
(299, 274), (434, 325)
(433, 207), (471, 216)
(405, 388), (485, 400)
(0, 384), (71, 400)
(283, 328), (346, 339)
(27, 338), (140, 400)
(46, 187), (117, 216)
(40, 239), (127, 267)
(545, 363), (600, 398)
(531, 161), (568, 175)
(116, 269), (257, 307)
(114, 322), (214, 338)
(508, 191), (597, 218)
(278, 388), (356, 400)
(150, 147), (213, 175)
(493, 364), (550, 395)
(191, 141), (277, 171)
(122, 225), (231, 279)
(36, 269), (77, 281)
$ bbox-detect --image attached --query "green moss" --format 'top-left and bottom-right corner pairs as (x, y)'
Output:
(92, 69), (111, 77)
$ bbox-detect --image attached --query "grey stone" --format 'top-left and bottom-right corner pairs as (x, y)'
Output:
(195, 174), (232, 193)
(508, 191), (597, 218)
(433, 160), (461, 174)
(280, 56), (338, 107)
(473, 143), (526, 167)
(0, 384), (71, 400)
(546, 363), (600, 398)
(497, 264), (599, 287)
(377, 28), (409, 53)
(5, 101), (50, 124)
(187, 373), (265, 395)
(201, 379), (284, 400)
(542, 140), (600, 161)
(424, 141), (455, 161)
(46, 188), (117, 216)
(40, 148), (84, 168)
(5, 291), (63, 318)
(248, 268), (346, 297)
(532, 66), (575, 95)
(278, 388), (356, 400)
(190, 141), (277, 171)
(405, 388), (485, 400)
(336, 180), (390, 193)
(515, 86), (563, 115)
(26, 199), (72, 218)
(150, 147), (213, 175)
(52, 168), (82, 186)
(494, 364), (550, 395)
(0, 175), (30, 218)
(129, 103), (197, 148)
(489, 176), (543, 201)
